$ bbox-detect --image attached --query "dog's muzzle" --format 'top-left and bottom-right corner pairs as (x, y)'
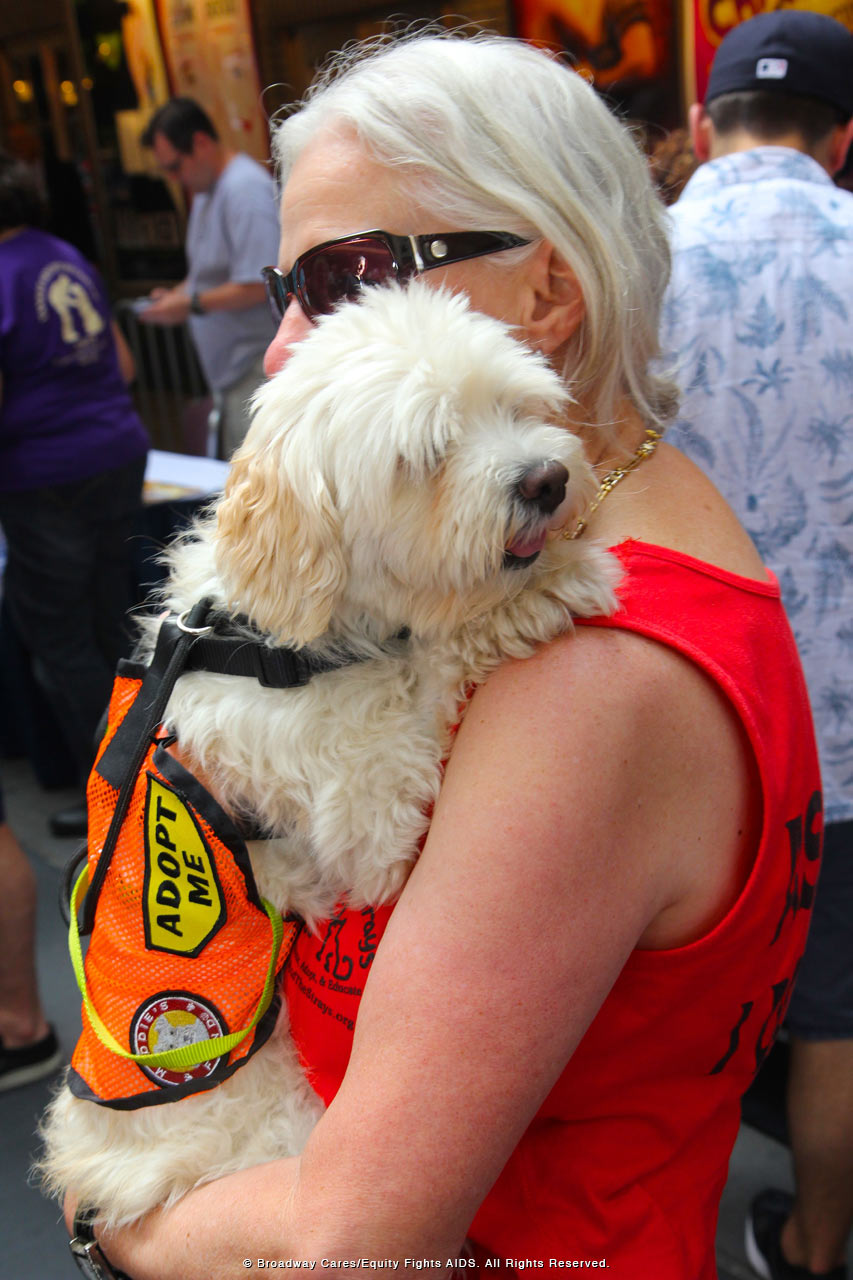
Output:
(504, 461), (569, 568)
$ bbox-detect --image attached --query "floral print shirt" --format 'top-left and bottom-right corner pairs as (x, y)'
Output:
(661, 147), (853, 822)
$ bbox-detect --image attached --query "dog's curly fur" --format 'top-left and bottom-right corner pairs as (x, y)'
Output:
(39, 283), (619, 1227)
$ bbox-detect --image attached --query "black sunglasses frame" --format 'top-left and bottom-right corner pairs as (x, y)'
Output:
(261, 229), (531, 323)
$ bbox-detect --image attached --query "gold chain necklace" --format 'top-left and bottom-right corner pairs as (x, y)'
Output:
(563, 427), (662, 541)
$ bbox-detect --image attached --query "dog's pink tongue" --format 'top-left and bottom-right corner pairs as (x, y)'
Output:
(506, 529), (547, 558)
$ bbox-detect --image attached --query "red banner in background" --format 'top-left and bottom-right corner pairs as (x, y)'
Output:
(514, 0), (678, 126)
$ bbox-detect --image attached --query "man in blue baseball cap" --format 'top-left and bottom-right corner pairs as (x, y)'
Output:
(660, 11), (853, 1280)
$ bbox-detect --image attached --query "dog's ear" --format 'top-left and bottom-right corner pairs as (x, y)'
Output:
(214, 438), (346, 646)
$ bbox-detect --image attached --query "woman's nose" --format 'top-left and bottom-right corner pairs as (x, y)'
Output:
(263, 298), (313, 376)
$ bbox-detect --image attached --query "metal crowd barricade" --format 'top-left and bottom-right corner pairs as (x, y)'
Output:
(115, 300), (214, 456)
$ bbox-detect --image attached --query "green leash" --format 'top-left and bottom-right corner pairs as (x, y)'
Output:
(68, 865), (285, 1072)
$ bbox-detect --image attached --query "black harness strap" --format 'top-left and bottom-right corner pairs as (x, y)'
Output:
(95, 613), (373, 792)
(81, 598), (215, 933)
(183, 628), (368, 688)
(96, 608), (210, 791)
(73, 602), (393, 936)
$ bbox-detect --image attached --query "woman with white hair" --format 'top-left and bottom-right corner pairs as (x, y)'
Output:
(75, 33), (820, 1279)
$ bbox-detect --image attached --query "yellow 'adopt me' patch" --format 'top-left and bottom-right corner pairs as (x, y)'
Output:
(142, 775), (226, 956)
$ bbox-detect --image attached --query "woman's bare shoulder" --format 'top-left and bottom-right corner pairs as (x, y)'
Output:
(593, 440), (768, 581)
(446, 615), (761, 949)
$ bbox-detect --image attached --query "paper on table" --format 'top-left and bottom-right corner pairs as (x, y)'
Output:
(143, 449), (230, 505)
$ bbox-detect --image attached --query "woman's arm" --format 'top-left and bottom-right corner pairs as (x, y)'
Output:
(90, 623), (756, 1277)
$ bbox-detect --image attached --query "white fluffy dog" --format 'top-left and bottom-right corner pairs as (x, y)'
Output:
(40, 282), (618, 1227)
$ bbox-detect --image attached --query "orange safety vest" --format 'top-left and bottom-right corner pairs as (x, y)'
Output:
(66, 604), (301, 1110)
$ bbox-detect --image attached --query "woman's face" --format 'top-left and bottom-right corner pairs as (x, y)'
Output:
(263, 127), (530, 376)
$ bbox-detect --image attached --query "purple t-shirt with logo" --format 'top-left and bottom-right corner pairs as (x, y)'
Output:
(0, 229), (149, 492)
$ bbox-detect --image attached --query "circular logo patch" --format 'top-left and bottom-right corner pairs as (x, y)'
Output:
(131, 992), (227, 1088)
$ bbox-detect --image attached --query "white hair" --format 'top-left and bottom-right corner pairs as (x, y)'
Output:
(272, 31), (678, 439)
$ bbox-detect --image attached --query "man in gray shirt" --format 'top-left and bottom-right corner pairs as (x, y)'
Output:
(141, 98), (280, 457)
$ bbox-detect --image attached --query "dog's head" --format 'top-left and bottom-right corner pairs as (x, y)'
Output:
(215, 283), (598, 646)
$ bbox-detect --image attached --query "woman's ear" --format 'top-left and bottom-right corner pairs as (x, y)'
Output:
(520, 240), (586, 358)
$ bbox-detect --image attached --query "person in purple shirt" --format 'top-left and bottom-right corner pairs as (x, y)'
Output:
(0, 149), (149, 840)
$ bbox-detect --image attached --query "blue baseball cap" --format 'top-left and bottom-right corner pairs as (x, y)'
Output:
(705, 10), (853, 118)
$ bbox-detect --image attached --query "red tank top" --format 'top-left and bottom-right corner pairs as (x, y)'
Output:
(284, 540), (822, 1277)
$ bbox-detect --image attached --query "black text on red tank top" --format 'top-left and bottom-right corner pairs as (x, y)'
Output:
(708, 789), (821, 1077)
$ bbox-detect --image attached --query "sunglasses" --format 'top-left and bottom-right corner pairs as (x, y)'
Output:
(261, 229), (530, 324)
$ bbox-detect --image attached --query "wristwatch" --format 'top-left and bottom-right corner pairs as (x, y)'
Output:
(189, 290), (206, 315)
(69, 1208), (132, 1279)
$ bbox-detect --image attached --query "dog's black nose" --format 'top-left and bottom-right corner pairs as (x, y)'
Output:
(517, 462), (569, 515)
